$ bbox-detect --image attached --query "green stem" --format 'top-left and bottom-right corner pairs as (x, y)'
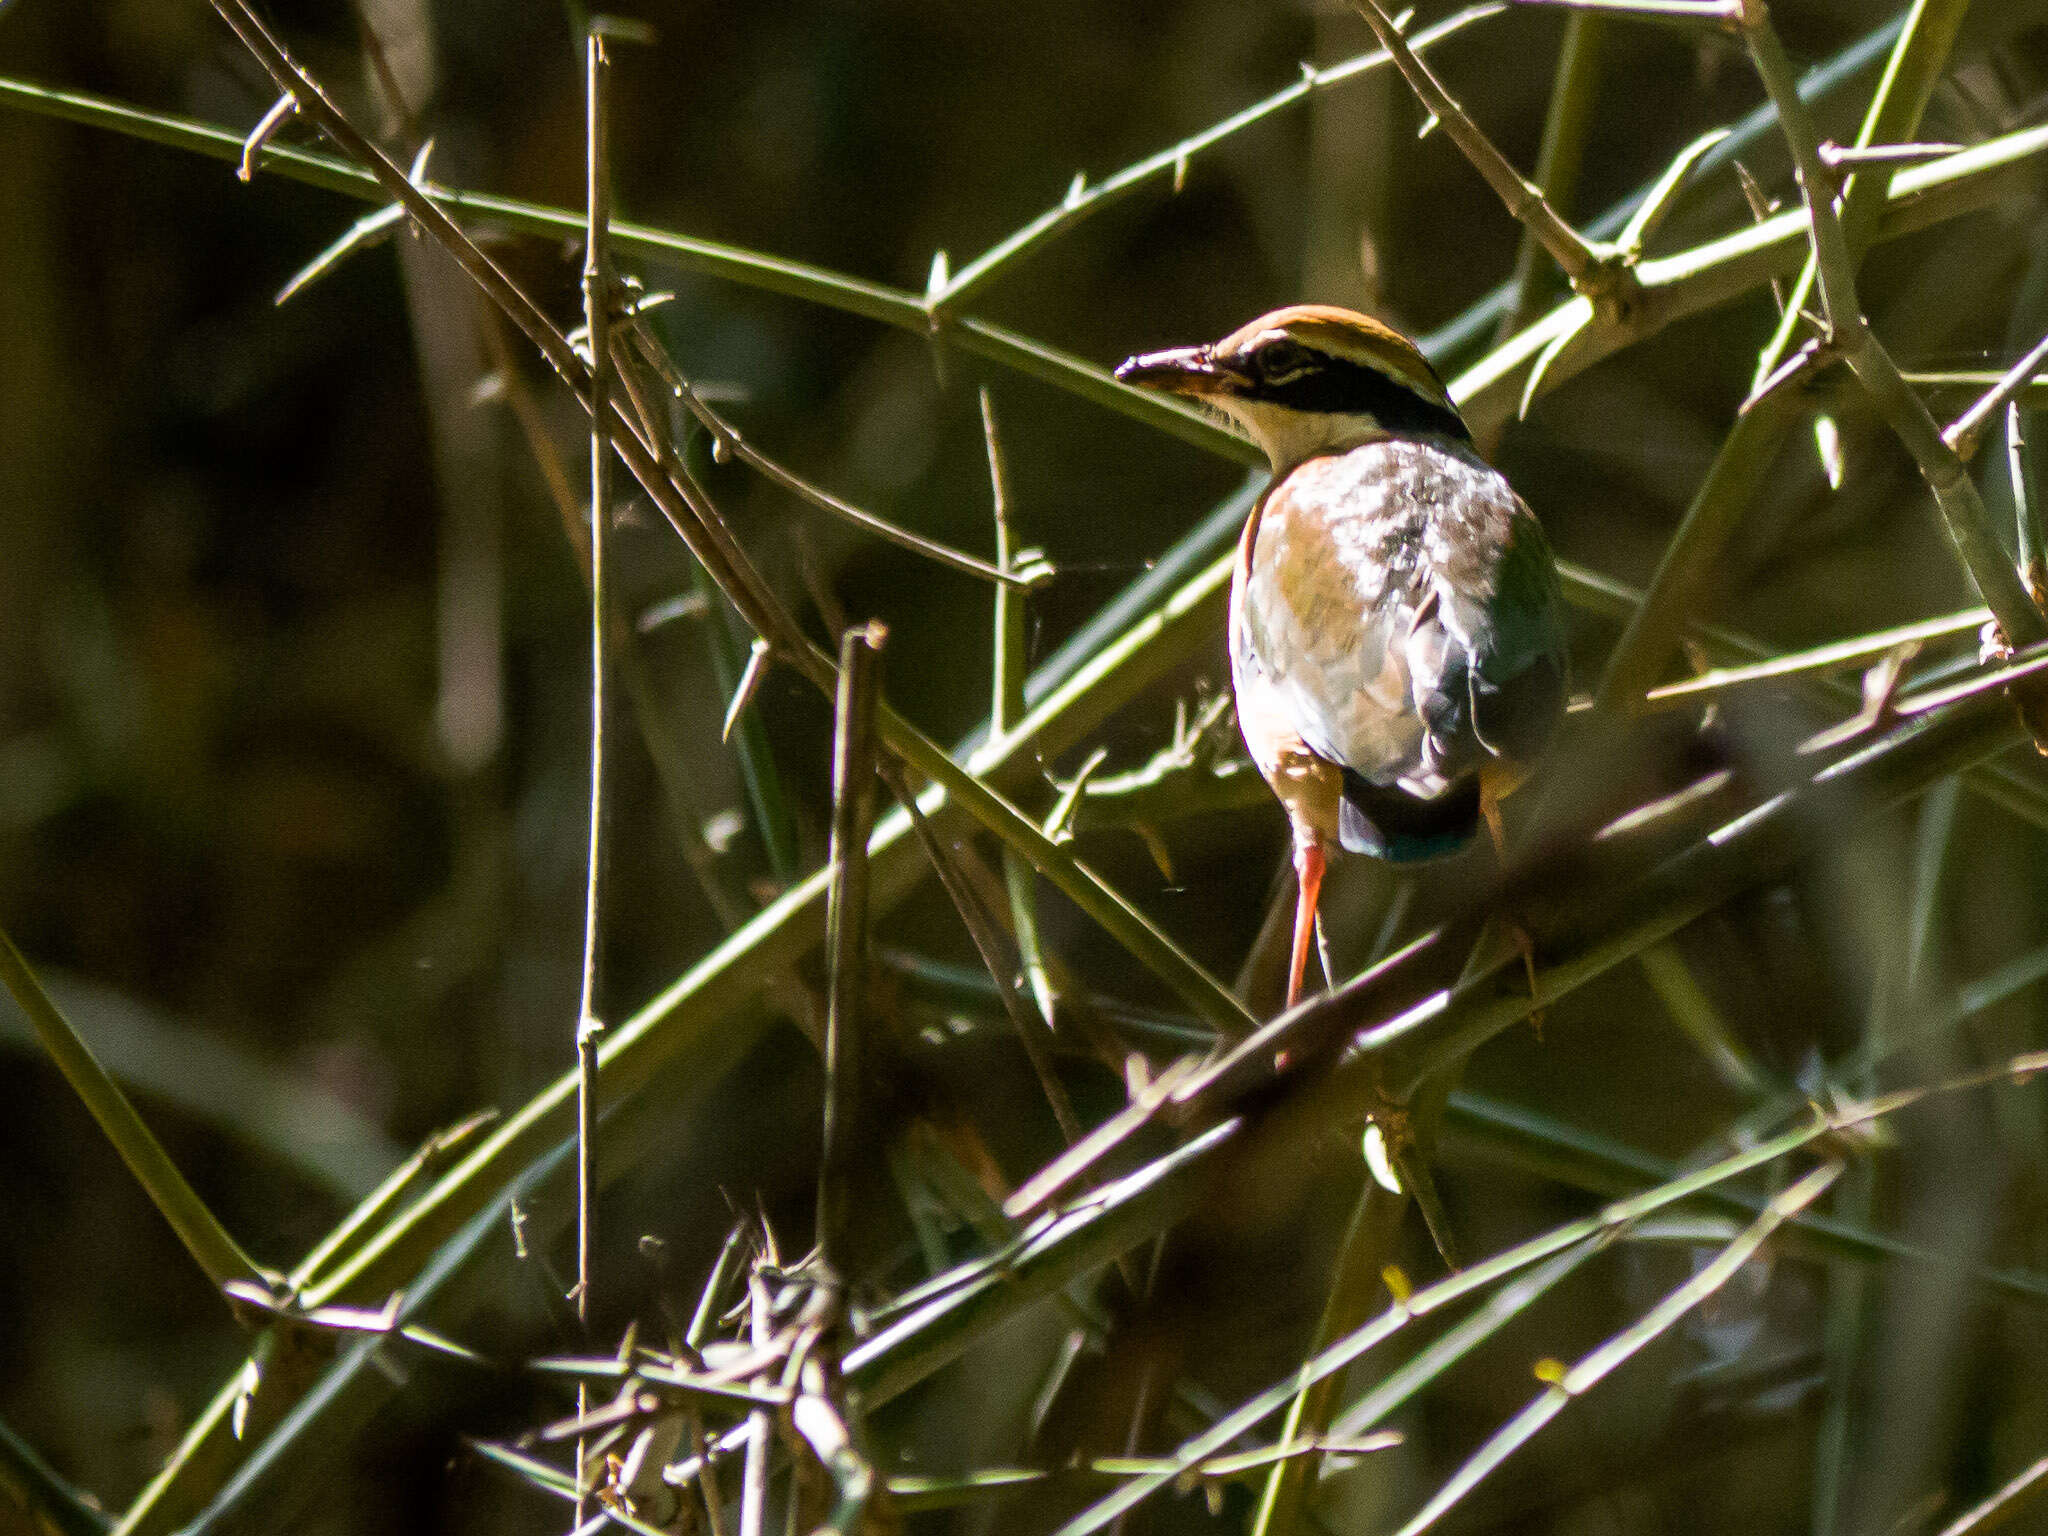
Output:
(1496, 12), (1607, 343)
(0, 1416), (111, 1536)
(819, 624), (886, 1274)
(0, 922), (267, 1295)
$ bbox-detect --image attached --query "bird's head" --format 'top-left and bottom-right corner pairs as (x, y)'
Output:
(1114, 304), (1468, 472)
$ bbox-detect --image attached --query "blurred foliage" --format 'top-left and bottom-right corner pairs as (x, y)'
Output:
(5, 1), (2048, 1534)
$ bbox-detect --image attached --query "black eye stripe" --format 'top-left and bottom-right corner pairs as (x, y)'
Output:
(1248, 354), (1470, 441)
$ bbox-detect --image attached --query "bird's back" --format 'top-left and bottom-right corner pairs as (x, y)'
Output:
(1231, 435), (1567, 859)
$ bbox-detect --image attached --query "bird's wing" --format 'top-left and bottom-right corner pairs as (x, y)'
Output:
(1450, 500), (1569, 769)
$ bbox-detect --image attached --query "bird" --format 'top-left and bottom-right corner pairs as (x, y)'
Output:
(1116, 305), (1569, 1010)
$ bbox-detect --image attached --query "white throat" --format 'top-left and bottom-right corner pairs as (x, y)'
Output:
(1216, 398), (1387, 473)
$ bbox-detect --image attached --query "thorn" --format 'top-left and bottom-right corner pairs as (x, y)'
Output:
(621, 287), (674, 320)
(1134, 823), (1174, 882)
(1416, 110), (1440, 141)
(925, 248), (950, 306)
(1818, 139), (1961, 173)
(238, 92), (297, 183)
(1172, 150), (1189, 194)
(1799, 640), (1922, 753)
(274, 202), (406, 306)
(1732, 161), (1779, 222)
(1363, 1121), (1402, 1194)
(1814, 413), (1845, 490)
(1064, 171), (1087, 208)
(1518, 316), (1585, 421)
(1741, 335), (1827, 413)
(589, 12), (659, 46)
(1043, 746), (1110, 842)
(1395, 1140), (1462, 1271)
(635, 590), (709, 633)
(722, 638), (773, 743)
(230, 1358), (261, 1439)
(1618, 127), (1730, 256)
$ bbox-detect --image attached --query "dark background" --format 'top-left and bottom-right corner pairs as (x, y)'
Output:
(5, 1), (2048, 1531)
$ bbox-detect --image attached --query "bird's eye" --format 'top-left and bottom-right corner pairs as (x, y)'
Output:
(1255, 340), (1314, 383)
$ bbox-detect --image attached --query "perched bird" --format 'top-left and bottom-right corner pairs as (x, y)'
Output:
(1116, 305), (1568, 1008)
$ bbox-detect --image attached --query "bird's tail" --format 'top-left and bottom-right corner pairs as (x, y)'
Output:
(1337, 769), (1480, 862)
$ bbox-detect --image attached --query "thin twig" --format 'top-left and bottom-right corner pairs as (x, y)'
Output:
(1496, 11), (1606, 344)
(0, 922), (269, 1296)
(1818, 139), (1961, 171)
(881, 761), (1085, 1146)
(738, 1268), (772, 1536)
(1641, 608), (1987, 709)
(1344, 0), (1629, 310)
(980, 386), (1063, 1053)
(983, 389), (1030, 738)
(2013, 403), (2048, 602)
(573, 30), (612, 1527)
(627, 321), (1032, 588)
(1906, 372), (2048, 404)
(1508, 0), (1734, 19)
(1935, 1452), (2048, 1536)
(1946, 328), (2048, 462)
(820, 622), (887, 1276)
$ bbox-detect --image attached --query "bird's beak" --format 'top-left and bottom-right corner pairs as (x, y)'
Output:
(1114, 344), (1232, 397)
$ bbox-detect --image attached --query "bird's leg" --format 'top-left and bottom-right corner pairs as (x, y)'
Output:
(1287, 825), (1326, 1010)
(1481, 779), (1543, 1025)
(1480, 785), (1509, 863)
